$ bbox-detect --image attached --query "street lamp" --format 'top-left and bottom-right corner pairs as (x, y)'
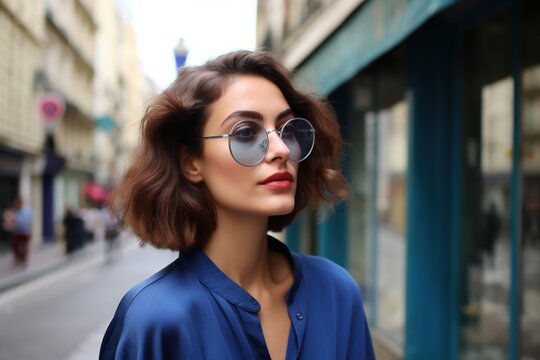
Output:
(174, 38), (189, 72)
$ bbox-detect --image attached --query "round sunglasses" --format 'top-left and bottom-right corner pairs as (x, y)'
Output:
(196, 118), (315, 167)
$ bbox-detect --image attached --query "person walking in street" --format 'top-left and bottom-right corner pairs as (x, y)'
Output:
(63, 207), (83, 254)
(79, 204), (99, 244)
(4, 197), (32, 266)
(100, 50), (375, 359)
(101, 206), (120, 263)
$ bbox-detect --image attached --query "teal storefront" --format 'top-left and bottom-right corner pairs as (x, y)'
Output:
(286, 0), (540, 359)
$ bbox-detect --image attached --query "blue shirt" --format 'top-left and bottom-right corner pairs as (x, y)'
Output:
(13, 206), (32, 235)
(100, 236), (375, 359)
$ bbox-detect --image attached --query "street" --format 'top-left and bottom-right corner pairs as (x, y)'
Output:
(0, 239), (178, 360)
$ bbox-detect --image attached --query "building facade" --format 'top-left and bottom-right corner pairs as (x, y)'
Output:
(258, 0), (540, 359)
(40, 0), (97, 240)
(0, 0), (46, 247)
(116, 16), (156, 179)
(1, 0), (149, 251)
(93, 0), (123, 188)
(93, 0), (149, 187)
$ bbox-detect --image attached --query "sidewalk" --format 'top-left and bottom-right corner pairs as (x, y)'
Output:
(0, 239), (107, 293)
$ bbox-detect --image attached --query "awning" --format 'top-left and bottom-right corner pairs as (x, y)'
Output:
(84, 182), (111, 204)
(295, 0), (456, 95)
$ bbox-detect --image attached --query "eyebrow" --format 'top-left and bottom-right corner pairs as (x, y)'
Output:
(220, 108), (294, 128)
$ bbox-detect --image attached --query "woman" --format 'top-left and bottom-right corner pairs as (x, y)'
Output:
(6, 198), (32, 265)
(100, 50), (375, 359)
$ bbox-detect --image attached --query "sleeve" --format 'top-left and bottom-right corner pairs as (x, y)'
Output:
(99, 305), (137, 360)
(346, 283), (376, 360)
(99, 293), (192, 360)
(99, 315), (188, 360)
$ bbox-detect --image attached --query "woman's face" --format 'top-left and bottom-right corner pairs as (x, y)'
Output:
(193, 75), (298, 219)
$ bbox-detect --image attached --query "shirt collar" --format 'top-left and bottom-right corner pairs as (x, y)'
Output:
(180, 235), (302, 312)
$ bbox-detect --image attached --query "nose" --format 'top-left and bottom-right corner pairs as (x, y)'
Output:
(266, 130), (290, 163)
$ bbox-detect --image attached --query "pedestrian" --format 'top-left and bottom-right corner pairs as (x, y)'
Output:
(99, 50), (375, 359)
(481, 202), (501, 267)
(78, 204), (95, 244)
(101, 206), (120, 263)
(5, 197), (32, 266)
(63, 207), (83, 254)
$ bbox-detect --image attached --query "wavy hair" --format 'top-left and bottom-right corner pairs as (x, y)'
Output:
(112, 50), (348, 250)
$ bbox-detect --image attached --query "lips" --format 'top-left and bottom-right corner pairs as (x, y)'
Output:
(259, 171), (294, 189)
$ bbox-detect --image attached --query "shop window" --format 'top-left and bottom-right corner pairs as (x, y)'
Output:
(0, 174), (19, 252)
(348, 48), (408, 348)
(373, 99), (408, 344)
(520, 1), (540, 357)
(460, 7), (513, 360)
(460, 2), (540, 358)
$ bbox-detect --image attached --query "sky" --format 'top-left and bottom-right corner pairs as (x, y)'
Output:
(129, 0), (258, 89)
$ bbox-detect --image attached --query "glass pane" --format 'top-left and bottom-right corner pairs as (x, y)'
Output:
(348, 49), (407, 349)
(364, 110), (377, 318)
(347, 86), (370, 298)
(376, 100), (408, 344)
(521, 64), (540, 358)
(520, 1), (540, 357)
(460, 8), (513, 360)
(348, 74), (377, 319)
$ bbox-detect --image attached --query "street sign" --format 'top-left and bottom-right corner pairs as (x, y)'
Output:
(39, 93), (65, 123)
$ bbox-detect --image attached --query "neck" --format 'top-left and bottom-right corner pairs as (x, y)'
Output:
(203, 208), (272, 292)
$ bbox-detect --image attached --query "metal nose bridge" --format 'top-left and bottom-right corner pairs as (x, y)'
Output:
(266, 128), (280, 136)
(265, 128), (287, 143)
(259, 128), (286, 151)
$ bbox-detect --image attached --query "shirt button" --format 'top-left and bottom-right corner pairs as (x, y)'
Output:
(296, 312), (304, 320)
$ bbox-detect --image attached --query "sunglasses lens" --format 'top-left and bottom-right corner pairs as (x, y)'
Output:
(281, 118), (315, 163)
(229, 121), (267, 166)
(228, 119), (315, 167)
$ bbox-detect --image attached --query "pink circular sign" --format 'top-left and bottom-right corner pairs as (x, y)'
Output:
(39, 93), (65, 122)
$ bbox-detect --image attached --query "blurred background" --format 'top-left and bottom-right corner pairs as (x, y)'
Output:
(0, 0), (539, 359)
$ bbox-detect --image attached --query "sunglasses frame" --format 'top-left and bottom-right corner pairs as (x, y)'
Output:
(197, 117), (315, 167)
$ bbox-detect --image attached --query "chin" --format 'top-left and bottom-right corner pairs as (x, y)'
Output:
(266, 201), (295, 216)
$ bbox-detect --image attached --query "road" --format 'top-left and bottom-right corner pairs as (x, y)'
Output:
(0, 239), (178, 360)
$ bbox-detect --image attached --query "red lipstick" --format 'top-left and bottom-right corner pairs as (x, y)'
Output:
(259, 171), (294, 189)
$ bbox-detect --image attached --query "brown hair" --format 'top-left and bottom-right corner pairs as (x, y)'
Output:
(113, 50), (348, 251)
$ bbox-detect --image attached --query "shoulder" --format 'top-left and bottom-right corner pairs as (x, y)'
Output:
(100, 258), (205, 357)
(107, 258), (206, 333)
(294, 252), (355, 283)
(293, 252), (361, 298)
(129, 260), (206, 318)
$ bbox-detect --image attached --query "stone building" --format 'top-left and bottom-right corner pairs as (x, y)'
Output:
(0, 0), (46, 247)
(39, 0), (97, 241)
(0, 0), (150, 250)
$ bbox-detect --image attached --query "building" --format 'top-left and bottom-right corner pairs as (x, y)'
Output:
(93, 0), (123, 189)
(258, 0), (540, 359)
(0, 0), (150, 251)
(40, 0), (97, 240)
(116, 14), (157, 179)
(93, 0), (156, 195)
(0, 0), (46, 247)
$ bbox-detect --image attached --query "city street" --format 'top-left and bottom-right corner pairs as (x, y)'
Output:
(0, 239), (178, 360)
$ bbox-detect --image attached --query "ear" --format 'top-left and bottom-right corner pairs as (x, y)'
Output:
(180, 147), (203, 183)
